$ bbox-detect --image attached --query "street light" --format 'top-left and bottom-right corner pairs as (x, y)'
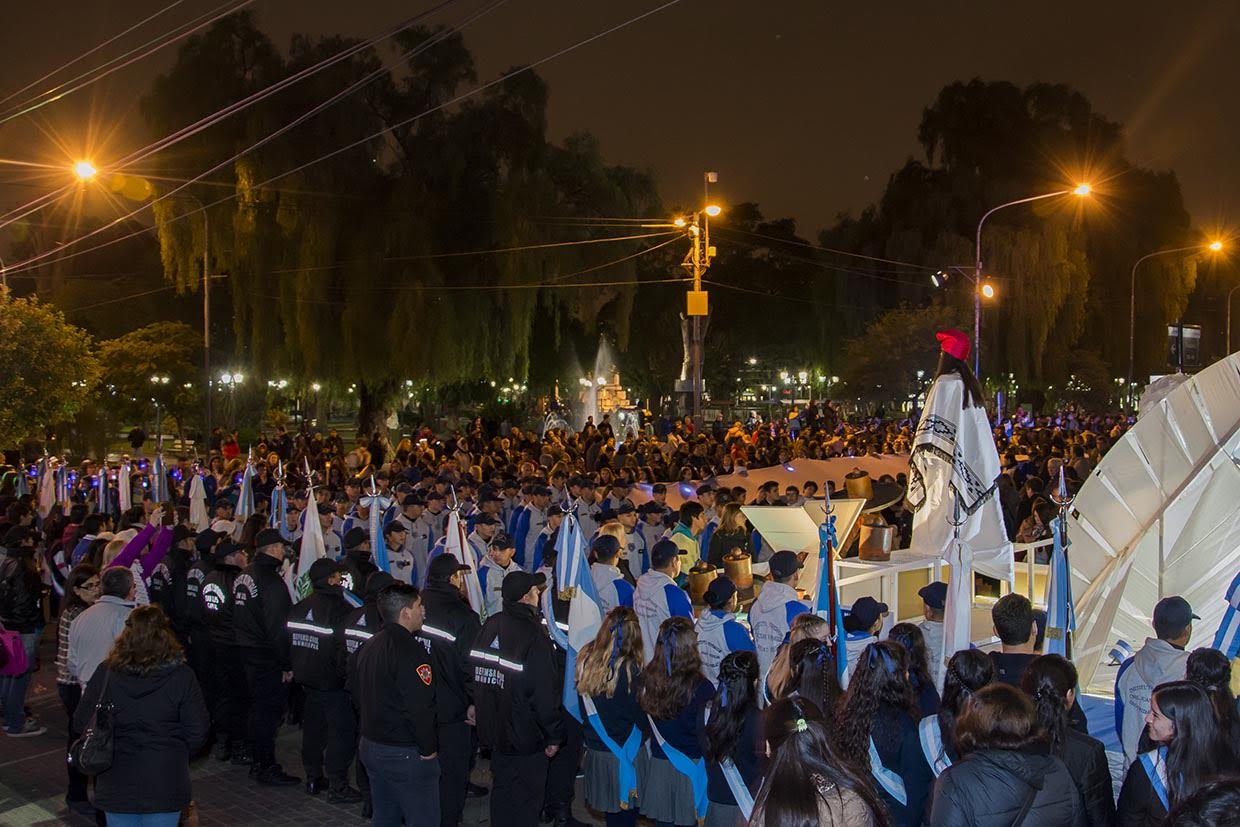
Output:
(974, 183), (1092, 379)
(704, 204), (722, 217)
(1127, 240), (1225, 407)
(73, 161), (97, 181)
(981, 283), (996, 299)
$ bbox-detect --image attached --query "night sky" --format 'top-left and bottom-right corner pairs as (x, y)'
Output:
(3, 0), (1238, 239)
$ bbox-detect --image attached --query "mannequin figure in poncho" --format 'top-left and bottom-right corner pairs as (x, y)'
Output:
(908, 329), (1014, 585)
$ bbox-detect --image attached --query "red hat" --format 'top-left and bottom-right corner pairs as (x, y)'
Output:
(936, 328), (970, 362)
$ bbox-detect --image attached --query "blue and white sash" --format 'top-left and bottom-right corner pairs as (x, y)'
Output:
(869, 738), (908, 805)
(918, 715), (952, 777)
(647, 715), (710, 822)
(581, 695), (641, 810)
(703, 706), (754, 820)
(1139, 747), (1170, 812)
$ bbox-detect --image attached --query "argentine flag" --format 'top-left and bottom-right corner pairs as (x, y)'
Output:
(1044, 516), (1076, 657)
(558, 511), (603, 722)
(1212, 571), (1240, 659)
(814, 509), (848, 682)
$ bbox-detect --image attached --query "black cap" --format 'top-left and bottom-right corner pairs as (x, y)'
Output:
(650, 539), (680, 568)
(425, 491), (445, 502)
(592, 534), (621, 560)
(195, 529), (226, 552)
(1153, 596), (1199, 639)
(501, 570), (546, 603)
(401, 494), (424, 508)
(577, 477), (596, 489)
(704, 577), (737, 608)
(172, 524), (195, 545)
(846, 596), (889, 631)
(492, 532), (515, 550)
(2, 525), (35, 547)
(344, 527), (369, 550)
(254, 528), (288, 549)
(308, 557), (343, 586)
(364, 570), (395, 598)
(213, 540), (245, 562)
(428, 554), (470, 581)
(501, 479), (519, 490)
(547, 504), (565, 517)
(918, 581), (947, 610)
(638, 501), (663, 515)
(474, 513), (500, 527)
(651, 483), (667, 494)
(530, 485), (552, 497)
(383, 520), (407, 536)
(478, 493), (502, 505)
(315, 503), (334, 515)
(768, 550), (803, 579)
(615, 500), (636, 515)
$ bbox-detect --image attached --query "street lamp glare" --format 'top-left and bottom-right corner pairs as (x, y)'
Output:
(1073, 183), (1091, 197)
(673, 217), (686, 228)
(981, 283), (996, 299)
(1208, 240), (1224, 252)
(704, 204), (722, 217)
(73, 161), (98, 181)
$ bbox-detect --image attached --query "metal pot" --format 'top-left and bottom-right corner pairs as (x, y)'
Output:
(687, 563), (718, 604)
(723, 550), (753, 589)
(858, 523), (895, 561)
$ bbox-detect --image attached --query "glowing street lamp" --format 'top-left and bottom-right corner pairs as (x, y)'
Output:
(704, 204), (722, 217)
(73, 161), (97, 181)
(981, 283), (996, 299)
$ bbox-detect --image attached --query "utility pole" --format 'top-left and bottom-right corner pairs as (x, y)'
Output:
(683, 171), (718, 425)
(203, 207), (211, 454)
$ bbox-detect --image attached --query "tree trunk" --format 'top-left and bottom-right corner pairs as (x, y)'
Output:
(356, 382), (396, 441)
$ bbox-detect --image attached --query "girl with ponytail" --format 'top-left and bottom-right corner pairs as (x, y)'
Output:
(918, 648), (993, 777)
(835, 641), (931, 826)
(1185, 647), (1240, 764)
(701, 651), (764, 827)
(887, 623), (940, 716)
(786, 637), (842, 717)
(577, 607), (646, 827)
(1022, 654), (1115, 825)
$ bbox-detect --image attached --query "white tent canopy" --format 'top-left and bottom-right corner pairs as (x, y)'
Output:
(1070, 352), (1240, 692)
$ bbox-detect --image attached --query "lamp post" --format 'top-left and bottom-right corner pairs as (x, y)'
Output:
(1127, 241), (1223, 408)
(974, 184), (1091, 380)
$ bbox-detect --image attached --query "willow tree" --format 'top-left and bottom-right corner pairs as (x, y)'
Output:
(141, 14), (661, 432)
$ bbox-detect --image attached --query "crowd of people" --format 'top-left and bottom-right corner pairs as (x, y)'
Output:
(2, 400), (1237, 827)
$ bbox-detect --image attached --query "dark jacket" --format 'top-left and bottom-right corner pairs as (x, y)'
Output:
(287, 586), (352, 690)
(74, 662), (209, 814)
(420, 579), (482, 726)
(340, 550), (377, 596)
(581, 668), (646, 754)
(0, 547), (45, 632)
(989, 651), (1089, 733)
(348, 623), (438, 755)
(471, 600), (564, 755)
(181, 556), (210, 633)
(1060, 729), (1116, 827)
(707, 528), (750, 567)
(1115, 755), (1168, 827)
(928, 748), (1087, 827)
(149, 547), (193, 637)
(701, 702), (765, 806)
(201, 562), (243, 646)
(872, 706), (933, 827)
(233, 552), (292, 669)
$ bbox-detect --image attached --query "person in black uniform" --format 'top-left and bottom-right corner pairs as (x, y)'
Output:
(149, 524), (196, 647)
(201, 540), (253, 764)
(350, 583), (440, 826)
(471, 571), (565, 827)
(341, 527), (378, 595)
(341, 569), (395, 820)
(182, 529), (224, 750)
(287, 557), (362, 803)
(421, 555), (484, 826)
(539, 546), (584, 827)
(234, 528), (298, 786)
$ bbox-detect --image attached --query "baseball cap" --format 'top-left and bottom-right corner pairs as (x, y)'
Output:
(638, 501), (663, 516)
(530, 485), (552, 497)
(308, 557), (343, 586)
(1152, 596), (1199, 639)
(918, 582), (947, 610)
(650, 539), (680, 568)
(591, 534), (621, 560)
(344, 527), (369, 550)
(425, 491), (445, 502)
(172, 524), (195, 545)
(315, 503), (334, 515)
(846, 596), (889, 631)
(401, 494), (424, 508)
(501, 570), (546, 603)
(383, 520), (408, 536)
(2, 525), (35, 547)
(615, 501), (636, 515)
(547, 504), (565, 517)
(364, 570), (396, 598)
(492, 532), (515, 550)
(428, 554), (470, 581)
(213, 540), (245, 562)
(768, 550), (803, 579)
(703, 577), (737, 608)
(254, 528), (288, 549)
(474, 513), (500, 527)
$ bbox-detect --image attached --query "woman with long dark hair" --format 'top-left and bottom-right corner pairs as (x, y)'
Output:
(785, 637), (843, 717)
(928, 683), (1085, 825)
(835, 641), (932, 826)
(1117, 681), (1228, 826)
(917, 648), (994, 777)
(577, 608), (646, 827)
(74, 604), (209, 825)
(1022, 654), (1115, 825)
(1185, 647), (1240, 764)
(636, 617), (715, 827)
(700, 651), (763, 827)
(56, 563), (100, 815)
(764, 613), (829, 703)
(751, 697), (887, 826)
(887, 623), (939, 716)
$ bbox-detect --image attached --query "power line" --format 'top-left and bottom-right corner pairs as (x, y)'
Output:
(1, 0), (685, 278)
(717, 226), (938, 272)
(723, 237), (937, 288)
(0, 0), (257, 125)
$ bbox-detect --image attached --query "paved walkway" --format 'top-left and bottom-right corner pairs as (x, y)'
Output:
(0, 629), (600, 826)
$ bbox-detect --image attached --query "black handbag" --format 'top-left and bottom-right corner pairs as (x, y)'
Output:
(69, 669), (114, 775)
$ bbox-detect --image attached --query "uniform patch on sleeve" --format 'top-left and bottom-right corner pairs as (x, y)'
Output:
(417, 663), (432, 685)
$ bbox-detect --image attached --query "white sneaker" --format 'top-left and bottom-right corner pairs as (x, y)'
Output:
(4, 719), (46, 737)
